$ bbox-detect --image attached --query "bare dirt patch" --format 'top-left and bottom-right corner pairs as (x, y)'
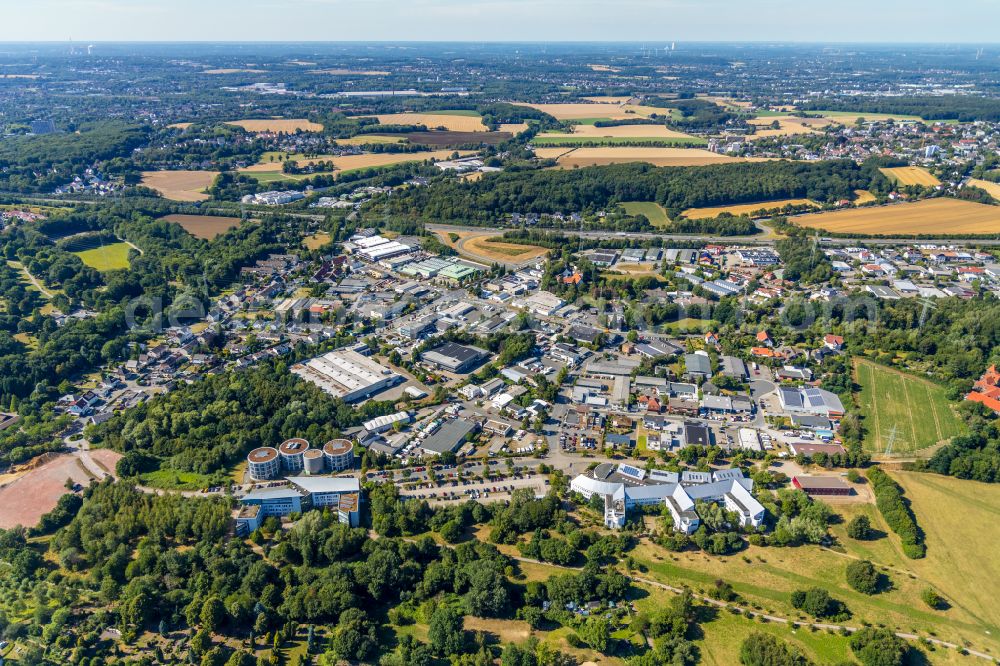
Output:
(398, 130), (513, 146)
(141, 170), (218, 202)
(0, 450), (120, 529)
(162, 214), (243, 240)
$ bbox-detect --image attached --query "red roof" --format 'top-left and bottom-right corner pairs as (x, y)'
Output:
(967, 391), (1000, 413)
(756, 331), (771, 342)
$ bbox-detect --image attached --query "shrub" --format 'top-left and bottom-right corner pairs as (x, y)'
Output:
(866, 467), (925, 558)
(846, 515), (872, 540)
(849, 627), (907, 666)
(846, 560), (883, 595)
(920, 588), (946, 610)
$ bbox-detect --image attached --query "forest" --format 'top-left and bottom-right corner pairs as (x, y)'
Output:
(91, 362), (397, 482)
(367, 160), (882, 228)
(0, 122), (150, 192)
(799, 96), (1000, 122)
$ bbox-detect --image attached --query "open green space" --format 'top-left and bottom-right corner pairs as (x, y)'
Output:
(138, 469), (214, 491)
(72, 242), (132, 272)
(854, 358), (965, 455)
(621, 201), (671, 227)
(246, 171), (326, 184)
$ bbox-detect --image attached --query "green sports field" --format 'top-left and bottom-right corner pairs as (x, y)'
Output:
(73, 242), (131, 272)
(854, 358), (965, 455)
(621, 201), (670, 227)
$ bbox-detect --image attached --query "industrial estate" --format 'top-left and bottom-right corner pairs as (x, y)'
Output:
(1, 32), (1000, 666)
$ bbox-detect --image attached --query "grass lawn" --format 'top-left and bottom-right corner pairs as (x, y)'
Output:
(139, 469), (213, 491)
(303, 232), (331, 250)
(853, 358), (965, 455)
(695, 610), (854, 665)
(533, 135), (706, 147)
(621, 201), (671, 228)
(248, 171), (324, 184)
(73, 242), (131, 272)
(662, 318), (719, 333)
(629, 528), (999, 657)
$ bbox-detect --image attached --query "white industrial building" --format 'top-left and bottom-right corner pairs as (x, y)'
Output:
(363, 411), (412, 433)
(352, 235), (414, 262)
(570, 464), (765, 532)
(292, 348), (401, 403)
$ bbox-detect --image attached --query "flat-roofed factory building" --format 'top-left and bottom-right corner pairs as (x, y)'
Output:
(292, 348), (401, 403)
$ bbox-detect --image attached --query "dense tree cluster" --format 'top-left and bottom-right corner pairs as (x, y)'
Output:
(740, 632), (813, 666)
(370, 160), (878, 227)
(867, 467), (925, 559)
(800, 96), (1000, 122)
(90, 363), (396, 480)
(0, 122), (150, 192)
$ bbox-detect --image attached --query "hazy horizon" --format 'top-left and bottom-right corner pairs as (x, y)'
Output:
(3, 0), (1000, 44)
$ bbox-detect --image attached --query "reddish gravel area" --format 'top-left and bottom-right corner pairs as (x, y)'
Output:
(0, 449), (120, 529)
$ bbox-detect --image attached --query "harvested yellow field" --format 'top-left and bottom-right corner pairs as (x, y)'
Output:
(462, 236), (549, 262)
(701, 96), (753, 109)
(747, 115), (833, 139)
(141, 170), (218, 202)
(540, 124), (694, 139)
(792, 198), (1000, 235)
(303, 232), (331, 250)
(329, 150), (470, 173)
(203, 68), (265, 75)
(854, 189), (877, 205)
(683, 199), (818, 219)
(516, 102), (673, 121)
(371, 113), (487, 132)
(168, 122), (192, 130)
(241, 155), (342, 173)
(880, 166), (941, 187)
(226, 119), (323, 133)
(968, 178), (1000, 201)
(497, 123), (529, 135)
(544, 147), (753, 168)
(587, 64), (621, 72)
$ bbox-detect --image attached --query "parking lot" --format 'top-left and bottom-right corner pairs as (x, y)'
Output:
(397, 475), (548, 504)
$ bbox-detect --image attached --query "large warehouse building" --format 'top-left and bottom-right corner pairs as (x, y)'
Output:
(291, 348), (401, 403)
(422, 341), (489, 374)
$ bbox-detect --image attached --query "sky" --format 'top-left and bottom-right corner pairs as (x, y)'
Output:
(1, 0), (1000, 43)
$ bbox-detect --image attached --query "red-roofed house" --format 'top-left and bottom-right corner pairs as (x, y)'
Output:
(967, 365), (1000, 413)
(824, 334), (844, 350)
(756, 330), (772, 347)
